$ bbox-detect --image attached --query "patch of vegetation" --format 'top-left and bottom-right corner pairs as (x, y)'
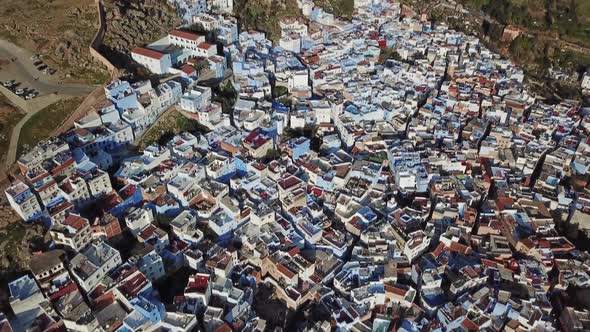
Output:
(264, 148), (282, 162)
(462, 0), (590, 46)
(0, 218), (45, 313)
(272, 85), (289, 99)
(234, 0), (302, 43)
(378, 48), (403, 64)
(139, 108), (210, 149)
(282, 127), (322, 152)
(508, 36), (546, 68)
(367, 151), (388, 164)
(315, 0), (355, 19)
(432, 0), (590, 100)
(552, 49), (590, 75)
(17, 97), (84, 158)
(212, 81), (237, 114)
(0, 222), (27, 258)
(0, 94), (25, 163)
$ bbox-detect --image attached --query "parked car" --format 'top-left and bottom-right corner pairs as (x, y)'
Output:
(37, 64), (48, 71)
(15, 88), (25, 95)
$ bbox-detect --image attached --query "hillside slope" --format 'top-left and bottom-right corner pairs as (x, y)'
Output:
(0, 0), (109, 84)
(100, 0), (181, 70)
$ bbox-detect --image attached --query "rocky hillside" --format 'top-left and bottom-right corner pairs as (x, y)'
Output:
(0, 205), (49, 313)
(101, 0), (181, 69)
(424, 0), (590, 101)
(234, 0), (302, 43)
(314, 0), (354, 19)
(0, 0), (110, 84)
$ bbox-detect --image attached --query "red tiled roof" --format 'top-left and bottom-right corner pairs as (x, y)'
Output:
(169, 29), (203, 41)
(198, 42), (214, 50)
(278, 263), (296, 278)
(132, 47), (165, 60)
(63, 214), (88, 230)
(384, 284), (407, 297)
(449, 242), (472, 255)
(214, 324), (232, 332)
(186, 274), (209, 294)
(181, 65), (196, 75)
(461, 318), (479, 331)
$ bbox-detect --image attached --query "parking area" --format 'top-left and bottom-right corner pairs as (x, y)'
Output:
(2, 80), (39, 100)
(1, 53), (55, 99)
(30, 54), (57, 76)
(0, 41), (94, 100)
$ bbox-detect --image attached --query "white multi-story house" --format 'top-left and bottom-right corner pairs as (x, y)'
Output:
(280, 34), (302, 54)
(5, 180), (44, 222)
(206, 152), (236, 179)
(403, 230), (430, 263)
(184, 273), (212, 308)
(279, 18), (308, 38)
(174, 0), (208, 23)
(133, 246), (166, 282)
(208, 0), (233, 13)
(180, 86), (212, 113)
(193, 13), (219, 30)
(69, 240), (122, 293)
(157, 80), (183, 109)
(168, 29), (206, 55)
(217, 18), (239, 45)
(131, 47), (173, 75)
(50, 213), (93, 252)
(60, 175), (91, 207)
(84, 168), (112, 197)
(582, 72), (590, 92)
(170, 211), (204, 244)
(29, 250), (67, 290)
(8, 275), (48, 317)
(196, 42), (217, 58)
(125, 207), (155, 236)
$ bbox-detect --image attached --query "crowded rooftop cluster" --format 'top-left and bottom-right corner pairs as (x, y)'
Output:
(3, 0), (590, 331)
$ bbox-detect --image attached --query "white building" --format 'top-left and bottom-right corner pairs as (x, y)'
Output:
(180, 86), (212, 113)
(8, 275), (47, 317)
(50, 213), (92, 252)
(168, 29), (206, 55)
(280, 34), (302, 54)
(5, 180), (44, 222)
(125, 207), (155, 236)
(193, 13), (219, 31)
(170, 210), (204, 244)
(403, 230), (430, 263)
(288, 70), (309, 92)
(208, 0), (233, 13)
(131, 47), (173, 75)
(582, 72), (590, 92)
(279, 19), (308, 38)
(85, 169), (113, 197)
(196, 42), (217, 57)
(70, 241), (122, 293)
(134, 247), (166, 282)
